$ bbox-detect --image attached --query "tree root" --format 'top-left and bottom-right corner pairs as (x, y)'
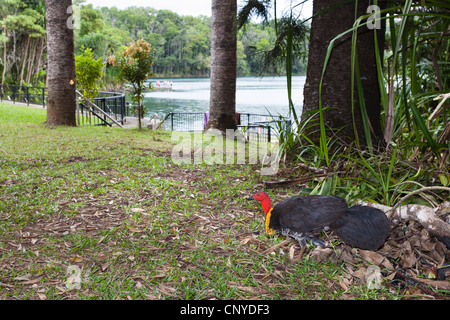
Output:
(355, 198), (450, 249)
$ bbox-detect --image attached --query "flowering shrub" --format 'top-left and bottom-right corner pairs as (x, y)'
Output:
(109, 39), (154, 129)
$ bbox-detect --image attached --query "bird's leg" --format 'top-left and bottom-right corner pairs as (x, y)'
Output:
(292, 237), (325, 262)
(306, 236), (326, 247)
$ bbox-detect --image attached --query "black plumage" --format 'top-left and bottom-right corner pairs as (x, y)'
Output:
(330, 205), (392, 250)
(250, 192), (391, 250)
(270, 195), (347, 247)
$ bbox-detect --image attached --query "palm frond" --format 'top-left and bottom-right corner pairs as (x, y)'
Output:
(237, 0), (273, 29)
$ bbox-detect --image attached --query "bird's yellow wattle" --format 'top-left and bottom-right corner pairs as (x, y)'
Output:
(265, 208), (275, 235)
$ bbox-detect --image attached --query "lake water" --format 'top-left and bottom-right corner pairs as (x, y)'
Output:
(143, 76), (305, 118)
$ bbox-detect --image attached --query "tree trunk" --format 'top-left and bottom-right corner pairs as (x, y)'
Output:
(26, 37), (38, 85)
(205, 0), (237, 133)
(2, 28), (7, 85)
(19, 35), (30, 89)
(302, 0), (385, 146)
(35, 38), (45, 85)
(45, 0), (77, 126)
(137, 87), (142, 130)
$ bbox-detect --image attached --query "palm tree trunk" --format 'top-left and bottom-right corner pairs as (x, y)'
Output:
(302, 0), (385, 146)
(205, 0), (237, 133)
(45, 0), (77, 126)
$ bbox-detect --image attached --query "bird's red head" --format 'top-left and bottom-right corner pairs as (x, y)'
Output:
(248, 191), (272, 215)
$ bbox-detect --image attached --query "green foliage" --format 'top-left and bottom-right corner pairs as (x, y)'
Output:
(2, 2), (309, 85)
(238, 20), (308, 76)
(271, 0), (449, 206)
(113, 40), (154, 86)
(0, 0), (46, 85)
(316, 1), (449, 165)
(75, 47), (105, 100)
(78, 4), (104, 37)
(73, 4), (307, 78)
(0, 7), (45, 37)
(382, 5), (449, 164)
(274, 107), (343, 169)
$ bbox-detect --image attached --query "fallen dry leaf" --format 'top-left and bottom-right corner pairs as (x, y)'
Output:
(158, 283), (176, 296)
(359, 250), (393, 269)
(240, 236), (259, 245)
(101, 263), (109, 271)
(70, 257), (83, 263)
(365, 265), (382, 290)
(37, 293), (47, 300)
(339, 277), (352, 292)
(401, 241), (416, 269)
(22, 278), (41, 285)
(310, 247), (333, 263)
(14, 274), (32, 281)
(145, 294), (158, 299)
(128, 226), (143, 233)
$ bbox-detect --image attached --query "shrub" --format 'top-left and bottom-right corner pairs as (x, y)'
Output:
(109, 39), (154, 130)
(75, 46), (105, 100)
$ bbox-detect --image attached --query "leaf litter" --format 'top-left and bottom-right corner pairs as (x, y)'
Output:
(1, 146), (449, 300)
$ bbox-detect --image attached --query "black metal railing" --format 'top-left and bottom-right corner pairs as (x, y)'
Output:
(0, 84), (47, 107)
(159, 112), (287, 142)
(159, 112), (205, 131)
(77, 91), (126, 126)
(239, 113), (283, 127)
(238, 124), (272, 143)
(160, 112), (284, 131)
(0, 85), (127, 124)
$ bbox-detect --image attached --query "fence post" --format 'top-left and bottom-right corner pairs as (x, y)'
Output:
(42, 87), (45, 108)
(121, 95), (126, 121)
(101, 98), (106, 124)
(268, 126), (271, 143)
(26, 87), (29, 106)
(171, 112), (174, 131)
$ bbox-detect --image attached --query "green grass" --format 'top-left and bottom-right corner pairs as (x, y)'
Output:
(0, 103), (47, 124)
(0, 102), (411, 300)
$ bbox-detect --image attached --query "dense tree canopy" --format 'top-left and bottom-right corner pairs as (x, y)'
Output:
(0, 0), (46, 86)
(0, 0), (308, 87)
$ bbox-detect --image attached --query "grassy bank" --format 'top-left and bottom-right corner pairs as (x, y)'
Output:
(0, 103), (435, 300)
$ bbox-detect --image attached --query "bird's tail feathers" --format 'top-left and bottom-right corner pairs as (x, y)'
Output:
(330, 205), (391, 250)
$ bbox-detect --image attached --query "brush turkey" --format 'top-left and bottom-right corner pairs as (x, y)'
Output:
(249, 192), (391, 250)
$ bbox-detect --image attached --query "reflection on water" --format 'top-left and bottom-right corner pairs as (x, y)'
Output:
(143, 76), (305, 117)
